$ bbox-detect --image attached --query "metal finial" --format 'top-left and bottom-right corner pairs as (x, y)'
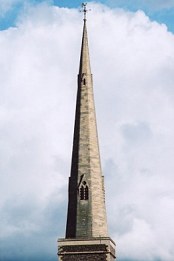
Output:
(81, 3), (91, 21)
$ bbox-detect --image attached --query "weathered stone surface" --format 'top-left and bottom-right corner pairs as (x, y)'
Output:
(58, 238), (116, 261)
(58, 14), (116, 261)
(65, 18), (108, 240)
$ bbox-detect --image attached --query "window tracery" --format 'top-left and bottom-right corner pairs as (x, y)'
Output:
(80, 181), (89, 200)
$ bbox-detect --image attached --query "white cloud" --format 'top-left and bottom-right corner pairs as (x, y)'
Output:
(0, 2), (174, 261)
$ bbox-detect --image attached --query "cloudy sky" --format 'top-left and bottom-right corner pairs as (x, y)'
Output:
(0, 1), (174, 261)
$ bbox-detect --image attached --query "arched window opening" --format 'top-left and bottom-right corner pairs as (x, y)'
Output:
(83, 78), (86, 85)
(80, 186), (85, 200)
(84, 186), (88, 200)
(80, 182), (89, 200)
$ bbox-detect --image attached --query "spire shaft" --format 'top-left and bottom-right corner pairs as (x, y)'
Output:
(58, 10), (116, 261)
(79, 19), (91, 75)
(65, 18), (108, 239)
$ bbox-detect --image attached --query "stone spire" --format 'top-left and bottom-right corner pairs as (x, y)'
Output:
(58, 5), (116, 260)
(79, 15), (91, 75)
(65, 11), (108, 239)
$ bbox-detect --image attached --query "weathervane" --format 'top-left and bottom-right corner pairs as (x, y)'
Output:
(81, 3), (91, 21)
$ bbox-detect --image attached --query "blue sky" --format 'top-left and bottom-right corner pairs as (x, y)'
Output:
(1, 0), (174, 31)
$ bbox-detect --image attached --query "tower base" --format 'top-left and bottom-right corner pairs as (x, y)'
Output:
(58, 237), (116, 261)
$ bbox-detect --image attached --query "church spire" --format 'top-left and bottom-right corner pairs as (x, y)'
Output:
(79, 18), (91, 75)
(58, 5), (116, 260)
(79, 3), (91, 75)
(65, 5), (108, 239)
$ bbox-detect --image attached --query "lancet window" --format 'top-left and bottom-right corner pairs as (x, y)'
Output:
(80, 181), (89, 200)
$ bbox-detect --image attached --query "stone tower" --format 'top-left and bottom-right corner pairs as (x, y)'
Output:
(58, 4), (116, 261)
